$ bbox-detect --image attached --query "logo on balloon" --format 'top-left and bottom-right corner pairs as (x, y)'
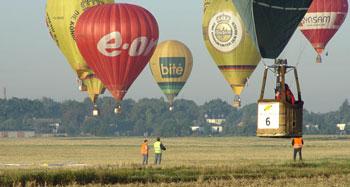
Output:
(300, 13), (340, 29)
(97, 31), (158, 57)
(208, 12), (242, 52)
(159, 57), (185, 78)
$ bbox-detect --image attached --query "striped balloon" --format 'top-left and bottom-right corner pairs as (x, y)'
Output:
(202, 0), (261, 105)
(150, 40), (193, 110)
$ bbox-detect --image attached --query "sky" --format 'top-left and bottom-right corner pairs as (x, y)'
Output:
(0, 0), (349, 113)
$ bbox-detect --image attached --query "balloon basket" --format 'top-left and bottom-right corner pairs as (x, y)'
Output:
(114, 106), (122, 114)
(79, 85), (87, 91)
(257, 59), (304, 138)
(233, 95), (241, 107)
(257, 100), (303, 138)
(93, 108), (99, 116)
(233, 101), (241, 108)
(316, 55), (322, 63)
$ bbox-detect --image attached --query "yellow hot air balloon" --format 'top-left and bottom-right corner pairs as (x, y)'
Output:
(80, 72), (106, 103)
(150, 40), (193, 111)
(203, 0), (214, 13)
(202, 0), (261, 107)
(45, 0), (113, 115)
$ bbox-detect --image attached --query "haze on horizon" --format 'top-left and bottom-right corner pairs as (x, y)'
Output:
(0, 0), (349, 113)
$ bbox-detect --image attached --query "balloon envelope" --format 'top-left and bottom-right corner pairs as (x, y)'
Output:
(203, 0), (261, 96)
(231, 0), (313, 58)
(75, 3), (159, 102)
(299, 0), (348, 55)
(150, 40), (193, 106)
(45, 0), (113, 78)
(203, 0), (214, 13)
(45, 0), (110, 103)
(80, 72), (106, 103)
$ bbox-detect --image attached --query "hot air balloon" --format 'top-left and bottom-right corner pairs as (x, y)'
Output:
(299, 0), (348, 63)
(75, 3), (159, 114)
(203, 0), (261, 107)
(231, 0), (313, 137)
(80, 72), (106, 116)
(45, 0), (112, 116)
(150, 40), (193, 111)
(232, 0), (313, 59)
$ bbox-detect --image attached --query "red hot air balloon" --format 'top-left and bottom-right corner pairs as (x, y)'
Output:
(299, 0), (348, 63)
(75, 3), (159, 113)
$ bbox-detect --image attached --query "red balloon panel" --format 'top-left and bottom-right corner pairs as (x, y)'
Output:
(299, 0), (348, 54)
(75, 4), (159, 101)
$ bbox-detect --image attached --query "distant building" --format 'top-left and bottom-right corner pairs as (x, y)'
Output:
(35, 133), (68, 137)
(0, 130), (35, 138)
(49, 123), (60, 133)
(206, 118), (225, 125)
(205, 118), (225, 133)
(210, 125), (222, 133)
(305, 124), (319, 130)
(190, 126), (204, 132)
(31, 118), (60, 123)
(337, 124), (346, 135)
(337, 124), (346, 131)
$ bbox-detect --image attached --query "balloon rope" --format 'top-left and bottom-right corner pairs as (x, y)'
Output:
(295, 35), (307, 68)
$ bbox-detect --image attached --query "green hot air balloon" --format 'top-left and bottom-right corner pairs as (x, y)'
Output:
(203, 0), (261, 107)
(150, 40), (193, 111)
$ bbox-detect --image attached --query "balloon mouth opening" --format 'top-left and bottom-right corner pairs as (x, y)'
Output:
(110, 89), (127, 102)
(313, 46), (324, 55)
(231, 84), (245, 96)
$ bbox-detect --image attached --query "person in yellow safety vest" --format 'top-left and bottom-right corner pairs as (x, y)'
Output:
(292, 136), (304, 161)
(141, 140), (149, 165)
(154, 137), (166, 165)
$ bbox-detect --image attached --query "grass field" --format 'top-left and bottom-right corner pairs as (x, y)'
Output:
(0, 135), (350, 186)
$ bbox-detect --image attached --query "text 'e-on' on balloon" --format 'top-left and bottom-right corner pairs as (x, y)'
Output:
(75, 3), (159, 106)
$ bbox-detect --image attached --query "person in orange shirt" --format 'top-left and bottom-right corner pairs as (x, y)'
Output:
(141, 139), (149, 165)
(285, 84), (295, 104)
(292, 136), (304, 161)
(275, 84), (295, 104)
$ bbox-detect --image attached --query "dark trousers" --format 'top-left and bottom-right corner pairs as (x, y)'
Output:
(154, 153), (162, 164)
(142, 154), (148, 164)
(294, 148), (302, 161)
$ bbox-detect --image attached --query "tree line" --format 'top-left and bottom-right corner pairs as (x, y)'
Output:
(0, 97), (349, 136)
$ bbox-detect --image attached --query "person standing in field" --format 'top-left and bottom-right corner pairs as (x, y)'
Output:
(154, 137), (166, 165)
(292, 136), (304, 161)
(141, 139), (149, 165)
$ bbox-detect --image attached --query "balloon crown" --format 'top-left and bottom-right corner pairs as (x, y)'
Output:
(216, 14), (231, 22)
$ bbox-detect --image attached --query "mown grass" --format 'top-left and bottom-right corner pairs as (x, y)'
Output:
(0, 135), (350, 186)
(1, 160), (350, 186)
